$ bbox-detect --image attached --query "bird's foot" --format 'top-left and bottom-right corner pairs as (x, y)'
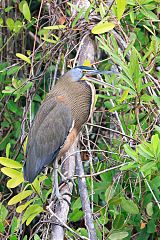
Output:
(52, 189), (71, 208)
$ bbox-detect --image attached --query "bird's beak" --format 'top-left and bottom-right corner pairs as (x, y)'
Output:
(75, 66), (116, 76)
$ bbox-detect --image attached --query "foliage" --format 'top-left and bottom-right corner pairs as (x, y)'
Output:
(0, 0), (159, 239)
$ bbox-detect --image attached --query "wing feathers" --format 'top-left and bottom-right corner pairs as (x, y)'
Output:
(23, 98), (73, 182)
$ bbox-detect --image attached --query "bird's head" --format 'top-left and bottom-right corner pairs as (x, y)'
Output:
(66, 66), (111, 82)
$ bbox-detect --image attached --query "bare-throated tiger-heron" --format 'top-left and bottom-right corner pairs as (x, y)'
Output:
(23, 66), (108, 185)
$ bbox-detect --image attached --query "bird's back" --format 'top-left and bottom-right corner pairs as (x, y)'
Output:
(46, 79), (94, 131)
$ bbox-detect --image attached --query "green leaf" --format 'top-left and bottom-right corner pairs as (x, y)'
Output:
(146, 202), (153, 216)
(6, 143), (11, 158)
(9, 235), (17, 240)
(6, 18), (14, 31)
(11, 216), (19, 234)
(32, 177), (41, 195)
(72, 8), (85, 27)
(0, 203), (8, 222)
(7, 65), (20, 76)
(8, 190), (33, 205)
(92, 21), (115, 34)
(84, 3), (94, 21)
(123, 144), (138, 161)
(16, 198), (36, 213)
(109, 231), (129, 240)
(0, 18), (3, 26)
(34, 234), (41, 240)
(113, 214), (125, 229)
(147, 219), (156, 233)
(72, 197), (82, 210)
(16, 53), (31, 64)
(138, 144), (154, 159)
(120, 162), (138, 171)
(153, 96), (160, 106)
(2, 86), (15, 94)
(13, 20), (23, 33)
(7, 176), (24, 188)
(140, 162), (156, 174)
(0, 222), (4, 234)
(19, 1), (31, 21)
(109, 197), (122, 206)
(117, 89), (129, 103)
(43, 25), (66, 30)
(1, 167), (23, 178)
(121, 198), (139, 214)
(69, 209), (84, 222)
(151, 134), (159, 155)
(0, 157), (22, 168)
(116, 0), (127, 20)
(105, 185), (114, 203)
(22, 205), (43, 225)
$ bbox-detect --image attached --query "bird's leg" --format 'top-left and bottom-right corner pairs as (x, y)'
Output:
(53, 159), (61, 199)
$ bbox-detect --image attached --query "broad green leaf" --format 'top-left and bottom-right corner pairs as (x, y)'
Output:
(120, 162), (138, 171)
(7, 176), (24, 188)
(69, 209), (84, 222)
(116, 0), (127, 20)
(113, 214), (125, 229)
(154, 125), (160, 133)
(8, 190), (33, 205)
(121, 198), (139, 214)
(7, 65), (20, 76)
(0, 203), (8, 222)
(1, 167), (22, 178)
(146, 202), (153, 216)
(44, 25), (66, 30)
(72, 197), (82, 210)
(123, 144), (138, 161)
(105, 185), (114, 203)
(16, 198), (36, 213)
(22, 1), (31, 21)
(138, 144), (154, 159)
(13, 20), (23, 33)
(0, 222), (5, 234)
(34, 234), (41, 240)
(153, 96), (160, 106)
(2, 86), (15, 94)
(109, 231), (129, 240)
(92, 21), (115, 34)
(16, 53), (31, 64)
(11, 216), (19, 234)
(140, 162), (156, 173)
(22, 205), (43, 224)
(147, 219), (156, 233)
(151, 134), (159, 155)
(19, 1), (31, 21)
(109, 197), (122, 206)
(6, 18), (14, 31)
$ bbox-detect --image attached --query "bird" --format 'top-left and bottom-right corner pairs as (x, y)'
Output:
(23, 66), (109, 189)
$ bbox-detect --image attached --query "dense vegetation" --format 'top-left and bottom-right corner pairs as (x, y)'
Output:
(0, 0), (159, 239)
